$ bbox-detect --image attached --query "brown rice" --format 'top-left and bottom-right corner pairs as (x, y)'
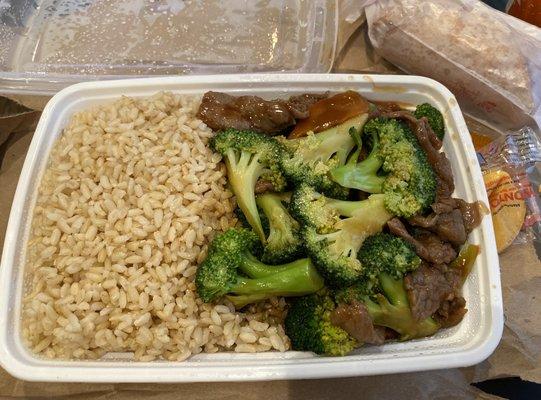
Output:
(21, 92), (289, 361)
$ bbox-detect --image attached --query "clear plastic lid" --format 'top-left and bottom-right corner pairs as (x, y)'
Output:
(0, 0), (337, 94)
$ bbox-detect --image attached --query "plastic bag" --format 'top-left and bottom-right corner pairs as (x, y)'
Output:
(365, 0), (541, 131)
(477, 127), (541, 255)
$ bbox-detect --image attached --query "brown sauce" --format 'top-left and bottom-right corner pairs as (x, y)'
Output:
(456, 199), (488, 233)
(288, 91), (369, 138)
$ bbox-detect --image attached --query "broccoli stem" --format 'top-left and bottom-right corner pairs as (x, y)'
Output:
(232, 260), (323, 296)
(330, 131), (385, 193)
(224, 149), (267, 243)
(226, 293), (271, 308)
(330, 171), (385, 193)
(378, 273), (408, 306)
(239, 254), (312, 278)
(345, 126), (363, 165)
(256, 192), (292, 242)
(325, 193), (387, 218)
(228, 259), (324, 308)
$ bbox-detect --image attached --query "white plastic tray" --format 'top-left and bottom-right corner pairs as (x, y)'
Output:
(0, 74), (503, 382)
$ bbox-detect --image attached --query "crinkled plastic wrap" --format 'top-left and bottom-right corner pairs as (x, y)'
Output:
(365, 0), (541, 130)
(477, 127), (541, 256)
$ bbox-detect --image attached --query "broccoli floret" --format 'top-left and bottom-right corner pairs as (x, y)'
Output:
(256, 192), (304, 264)
(332, 279), (375, 305)
(291, 184), (393, 287)
(364, 274), (440, 340)
(332, 274), (439, 341)
(335, 233), (436, 340)
(287, 265), (438, 355)
(280, 115), (368, 199)
(332, 233), (420, 302)
(211, 129), (286, 243)
(284, 291), (357, 356)
(414, 103), (445, 140)
(285, 276), (438, 355)
(330, 118), (437, 217)
(358, 232), (421, 281)
(235, 192), (303, 263)
(195, 228), (324, 308)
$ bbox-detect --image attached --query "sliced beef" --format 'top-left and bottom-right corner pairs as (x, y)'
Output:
(435, 296), (467, 328)
(433, 209), (467, 245)
(409, 209), (466, 246)
(415, 230), (457, 264)
(384, 328), (400, 340)
(431, 197), (458, 214)
(404, 264), (461, 321)
(387, 217), (414, 239)
(409, 197), (485, 247)
(331, 301), (385, 345)
(369, 101), (403, 118)
(196, 91), (327, 135)
(408, 213), (439, 228)
(285, 93), (329, 119)
(387, 218), (430, 260)
(387, 218), (456, 264)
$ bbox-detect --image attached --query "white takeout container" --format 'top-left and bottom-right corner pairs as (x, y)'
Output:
(0, 74), (503, 382)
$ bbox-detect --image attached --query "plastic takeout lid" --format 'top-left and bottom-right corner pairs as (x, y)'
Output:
(0, 0), (338, 95)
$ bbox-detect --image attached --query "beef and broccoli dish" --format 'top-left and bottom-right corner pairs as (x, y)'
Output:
(195, 90), (485, 356)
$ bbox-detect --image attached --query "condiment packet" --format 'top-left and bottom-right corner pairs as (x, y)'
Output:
(477, 127), (541, 256)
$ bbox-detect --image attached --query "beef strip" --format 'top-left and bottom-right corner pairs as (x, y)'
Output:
(404, 263), (462, 322)
(196, 91), (327, 135)
(431, 197), (458, 214)
(409, 209), (466, 246)
(404, 255), (469, 327)
(407, 213), (439, 228)
(330, 301), (385, 345)
(387, 218), (457, 264)
(409, 197), (485, 246)
(285, 93), (329, 119)
(433, 209), (467, 245)
(415, 230), (457, 264)
(384, 328), (400, 340)
(369, 101), (403, 118)
(435, 296), (467, 328)
(415, 116), (455, 199)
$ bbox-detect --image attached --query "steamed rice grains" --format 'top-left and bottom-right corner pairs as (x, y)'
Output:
(22, 92), (289, 361)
